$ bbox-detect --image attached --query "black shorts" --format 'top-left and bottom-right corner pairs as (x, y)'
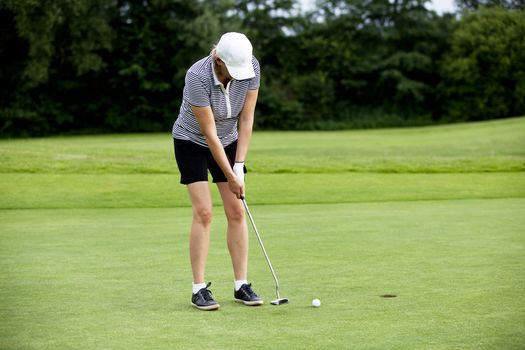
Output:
(173, 138), (237, 185)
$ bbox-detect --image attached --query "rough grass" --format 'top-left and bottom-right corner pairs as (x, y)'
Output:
(1, 117), (524, 175)
(0, 172), (524, 209)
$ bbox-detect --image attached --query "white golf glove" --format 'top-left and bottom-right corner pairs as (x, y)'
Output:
(233, 162), (245, 184)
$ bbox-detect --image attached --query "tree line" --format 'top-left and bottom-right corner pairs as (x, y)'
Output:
(0, 0), (524, 137)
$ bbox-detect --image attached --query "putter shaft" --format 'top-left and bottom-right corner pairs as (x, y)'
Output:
(241, 197), (283, 300)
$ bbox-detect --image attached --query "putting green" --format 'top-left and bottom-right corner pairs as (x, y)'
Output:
(1, 199), (523, 349)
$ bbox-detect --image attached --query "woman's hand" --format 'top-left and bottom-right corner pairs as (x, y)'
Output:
(233, 162), (245, 184)
(227, 172), (244, 199)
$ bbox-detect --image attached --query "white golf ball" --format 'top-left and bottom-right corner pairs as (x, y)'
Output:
(312, 298), (321, 307)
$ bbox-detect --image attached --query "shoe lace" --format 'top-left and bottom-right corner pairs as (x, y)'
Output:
(201, 282), (214, 302)
(243, 283), (258, 298)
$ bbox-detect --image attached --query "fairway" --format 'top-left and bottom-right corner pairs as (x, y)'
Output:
(1, 118), (525, 349)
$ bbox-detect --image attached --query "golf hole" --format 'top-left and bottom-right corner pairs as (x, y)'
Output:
(380, 294), (397, 298)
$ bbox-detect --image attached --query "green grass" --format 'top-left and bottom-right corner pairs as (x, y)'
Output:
(1, 201), (524, 349)
(1, 172), (524, 209)
(1, 117), (524, 175)
(1, 117), (524, 349)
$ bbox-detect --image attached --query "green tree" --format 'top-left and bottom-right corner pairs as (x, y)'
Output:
(263, 0), (453, 128)
(2, 0), (112, 86)
(0, 0), (113, 136)
(438, 7), (525, 121)
(103, 0), (203, 131)
(0, 0), (236, 135)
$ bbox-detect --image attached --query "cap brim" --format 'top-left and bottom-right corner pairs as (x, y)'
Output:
(226, 64), (255, 80)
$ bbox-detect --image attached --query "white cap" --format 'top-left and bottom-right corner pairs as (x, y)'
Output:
(215, 32), (255, 80)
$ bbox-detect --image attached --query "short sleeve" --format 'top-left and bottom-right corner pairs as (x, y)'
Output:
(184, 71), (210, 107)
(248, 56), (260, 90)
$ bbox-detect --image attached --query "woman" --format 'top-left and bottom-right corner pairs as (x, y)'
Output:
(172, 32), (262, 310)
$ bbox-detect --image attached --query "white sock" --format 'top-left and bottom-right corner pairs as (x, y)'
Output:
(235, 279), (248, 291)
(192, 282), (207, 294)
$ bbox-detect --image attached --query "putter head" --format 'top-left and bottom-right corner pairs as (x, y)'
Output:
(270, 298), (289, 305)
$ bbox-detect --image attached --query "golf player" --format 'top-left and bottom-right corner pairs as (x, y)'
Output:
(172, 32), (263, 310)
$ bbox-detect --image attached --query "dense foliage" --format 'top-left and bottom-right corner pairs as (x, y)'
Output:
(0, 0), (523, 136)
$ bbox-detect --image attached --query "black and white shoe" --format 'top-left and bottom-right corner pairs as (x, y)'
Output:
(191, 282), (220, 310)
(234, 283), (264, 306)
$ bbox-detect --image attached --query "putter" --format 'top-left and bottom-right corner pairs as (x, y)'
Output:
(241, 196), (289, 305)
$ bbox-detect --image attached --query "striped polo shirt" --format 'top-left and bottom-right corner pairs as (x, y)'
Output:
(172, 55), (260, 147)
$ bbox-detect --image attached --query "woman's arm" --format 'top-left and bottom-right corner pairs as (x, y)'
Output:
(192, 105), (244, 198)
(236, 89), (259, 163)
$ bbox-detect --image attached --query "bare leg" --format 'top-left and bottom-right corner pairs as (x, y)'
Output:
(187, 181), (213, 284)
(216, 182), (249, 281)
